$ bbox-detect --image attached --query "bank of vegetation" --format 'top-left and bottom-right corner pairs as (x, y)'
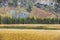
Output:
(0, 26), (60, 30)
(0, 16), (60, 24)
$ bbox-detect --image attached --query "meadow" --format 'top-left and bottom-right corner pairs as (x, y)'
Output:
(0, 25), (60, 40)
(0, 29), (60, 40)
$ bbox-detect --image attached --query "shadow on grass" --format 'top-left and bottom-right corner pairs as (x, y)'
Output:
(0, 26), (60, 30)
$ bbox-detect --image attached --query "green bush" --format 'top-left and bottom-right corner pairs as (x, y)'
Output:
(26, 5), (32, 12)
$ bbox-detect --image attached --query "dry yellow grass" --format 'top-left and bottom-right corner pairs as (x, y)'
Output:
(0, 29), (60, 40)
(0, 6), (57, 18)
(0, 6), (26, 17)
(29, 7), (56, 18)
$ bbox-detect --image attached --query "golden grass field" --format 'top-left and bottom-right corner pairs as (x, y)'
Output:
(0, 24), (60, 40)
(0, 29), (60, 40)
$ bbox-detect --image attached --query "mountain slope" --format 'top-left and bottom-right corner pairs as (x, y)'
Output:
(29, 7), (57, 18)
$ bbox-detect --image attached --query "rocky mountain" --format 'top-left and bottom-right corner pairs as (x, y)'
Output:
(0, 0), (60, 18)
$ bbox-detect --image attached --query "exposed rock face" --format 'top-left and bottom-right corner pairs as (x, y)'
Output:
(0, 0), (57, 7)
(0, 0), (8, 7)
(9, 9), (17, 18)
(17, 11), (29, 18)
(9, 10), (29, 18)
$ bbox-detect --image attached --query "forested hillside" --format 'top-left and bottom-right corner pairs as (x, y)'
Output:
(0, 0), (60, 24)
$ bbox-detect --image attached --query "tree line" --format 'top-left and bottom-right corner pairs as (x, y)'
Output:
(0, 16), (60, 24)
